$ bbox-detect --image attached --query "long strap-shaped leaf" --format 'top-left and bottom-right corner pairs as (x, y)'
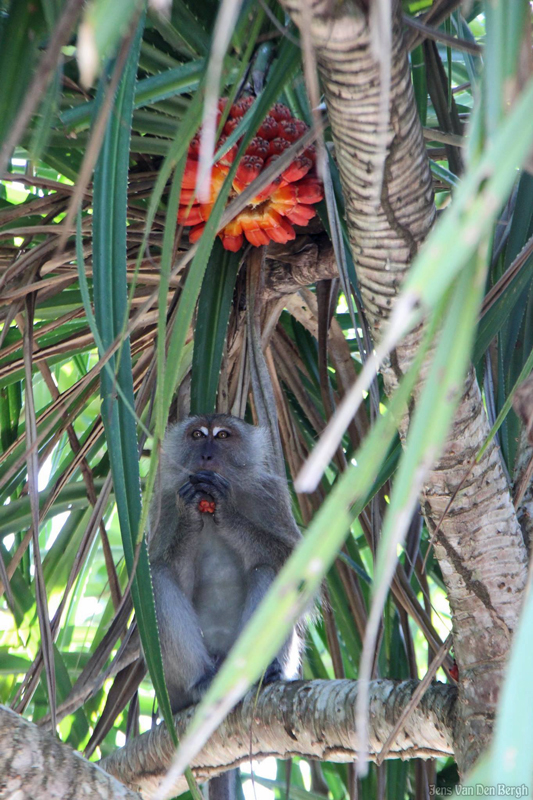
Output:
(90, 12), (175, 734)
(190, 239), (240, 415)
(246, 247), (285, 479)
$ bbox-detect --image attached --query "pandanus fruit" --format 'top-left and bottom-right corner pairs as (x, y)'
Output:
(177, 97), (324, 251)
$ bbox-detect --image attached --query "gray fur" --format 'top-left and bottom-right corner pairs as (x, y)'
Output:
(149, 413), (303, 714)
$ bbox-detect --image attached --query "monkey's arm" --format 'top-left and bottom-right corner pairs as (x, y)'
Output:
(151, 564), (216, 713)
(149, 475), (205, 564)
(190, 470), (301, 555)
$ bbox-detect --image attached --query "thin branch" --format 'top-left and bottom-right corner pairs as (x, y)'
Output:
(422, 126), (464, 147)
(403, 14), (482, 56)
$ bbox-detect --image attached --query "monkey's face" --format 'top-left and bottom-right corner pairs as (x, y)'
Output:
(179, 414), (258, 476)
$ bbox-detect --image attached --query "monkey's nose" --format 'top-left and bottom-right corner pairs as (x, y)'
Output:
(201, 453), (212, 461)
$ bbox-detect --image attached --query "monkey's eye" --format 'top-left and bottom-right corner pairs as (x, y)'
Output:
(216, 430), (229, 439)
(191, 430), (205, 439)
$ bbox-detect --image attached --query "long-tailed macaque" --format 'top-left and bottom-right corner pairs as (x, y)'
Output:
(149, 414), (303, 775)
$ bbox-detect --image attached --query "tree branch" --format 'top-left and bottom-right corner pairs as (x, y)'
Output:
(101, 680), (456, 800)
(264, 234), (338, 299)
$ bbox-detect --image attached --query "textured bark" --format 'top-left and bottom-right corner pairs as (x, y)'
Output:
(101, 679), (456, 800)
(0, 705), (140, 800)
(513, 429), (533, 549)
(264, 234), (338, 299)
(513, 378), (533, 547)
(279, 0), (528, 775)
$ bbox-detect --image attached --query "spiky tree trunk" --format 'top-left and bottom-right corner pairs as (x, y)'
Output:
(280, 0), (528, 775)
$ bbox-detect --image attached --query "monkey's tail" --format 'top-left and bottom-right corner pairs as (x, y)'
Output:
(208, 769), (237, 800)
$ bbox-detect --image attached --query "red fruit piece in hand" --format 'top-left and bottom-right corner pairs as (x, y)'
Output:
(198, 499), (216, 514)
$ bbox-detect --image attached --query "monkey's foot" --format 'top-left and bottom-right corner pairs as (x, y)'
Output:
(190, 667), (217, 700)
(261, 659), (282, 686)
(189, 655), (224, 701)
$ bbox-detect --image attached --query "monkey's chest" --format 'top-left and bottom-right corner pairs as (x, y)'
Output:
(192, 523), (246, 656)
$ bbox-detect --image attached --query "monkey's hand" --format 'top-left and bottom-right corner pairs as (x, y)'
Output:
(177, 480), (209, 529)
(189, 471), (232, 517)
(188, 471), (233, 524)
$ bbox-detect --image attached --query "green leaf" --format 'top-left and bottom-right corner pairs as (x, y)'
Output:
(0, 381), (21, 451)
(0, 0), (46, 144)
(190, 241), (240, 415)
(401, 75), (533, 317)
(59, 59), (208, 132)
(90, 11), (177, 738)
(158, 1), (210, 57)
(429, 159), (460, 189)
(78, 0), (143, 86)
(0, 482), (104, 539)
(29, 63), (62, 165)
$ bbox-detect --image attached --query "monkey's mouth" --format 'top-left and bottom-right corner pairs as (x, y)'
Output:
(190, 466), (223, 478)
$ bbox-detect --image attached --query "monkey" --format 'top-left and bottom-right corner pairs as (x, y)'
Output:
(148, 413), (303, 798)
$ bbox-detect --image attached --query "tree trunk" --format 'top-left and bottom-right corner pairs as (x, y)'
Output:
(101, 680), (455, 800)
(279, 0), (528, 775)
(0, 705), (140, 800)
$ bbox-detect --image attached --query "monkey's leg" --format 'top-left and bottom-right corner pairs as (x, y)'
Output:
(240, 565), (300, 682)
(151, 565), (214, 712)
(241, 564), (276, 626)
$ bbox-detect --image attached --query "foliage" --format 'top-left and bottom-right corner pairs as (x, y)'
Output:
(0, 1), (532, 798)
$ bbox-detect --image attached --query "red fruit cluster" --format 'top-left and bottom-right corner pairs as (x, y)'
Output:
(178, 97), (323, 251)
(198, 499), (216, 514)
